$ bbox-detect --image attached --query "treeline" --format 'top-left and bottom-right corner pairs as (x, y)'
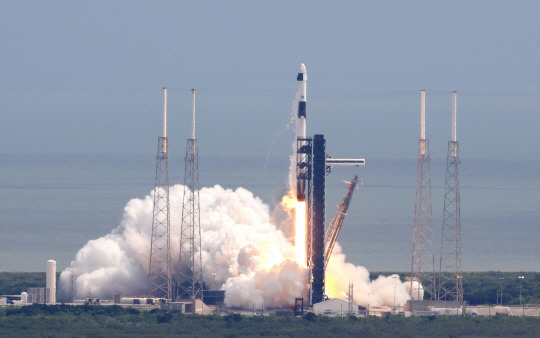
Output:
(0, 272), (46, 295)
(370, 272), (540, 305)
(2, 304), (540, 337)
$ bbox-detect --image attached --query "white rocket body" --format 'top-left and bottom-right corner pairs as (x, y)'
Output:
(297, 63), (307, 139)
(296, 63), (308, 201)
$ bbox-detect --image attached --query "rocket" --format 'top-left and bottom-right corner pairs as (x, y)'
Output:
(297, 63), (307, 140)
(296, 63), (308, 201)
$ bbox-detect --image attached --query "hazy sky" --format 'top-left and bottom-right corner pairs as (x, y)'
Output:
(2, 1), (540, 161)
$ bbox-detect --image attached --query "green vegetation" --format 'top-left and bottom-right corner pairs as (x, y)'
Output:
(371, 272), (540, 305)
(1, 304), (540, 337)
(0, 272), (46, 295)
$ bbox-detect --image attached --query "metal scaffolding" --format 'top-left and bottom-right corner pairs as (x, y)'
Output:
(347, 282), (354, 315)
(297, 137), (313, 268)
(148, 88), (172, 300)
(178, 89), (203, 300)
(438, 141), (462, 301)
(438, 92), (463, 302)
(411, 90), (436, 300)
(311, 134), (326, 305)
(323, 175), (359, 269)
(148, 137), (172, 299)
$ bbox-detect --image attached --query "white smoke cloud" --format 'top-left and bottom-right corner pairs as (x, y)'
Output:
(59, 182), (409, 308)
(326, 243), (409, 307)
(59, 184), (309, 308)
(58, 182), (408, 303)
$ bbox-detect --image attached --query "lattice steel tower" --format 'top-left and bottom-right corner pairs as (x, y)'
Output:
(438, 91), (463, 301)
(411, 90), (436, 300)
(148, 88), (172, 300)
(178, 89), (203, 300)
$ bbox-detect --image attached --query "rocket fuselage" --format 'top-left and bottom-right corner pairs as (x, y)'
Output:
(296, 63), (308, 201)
(297, 64), (307, 139)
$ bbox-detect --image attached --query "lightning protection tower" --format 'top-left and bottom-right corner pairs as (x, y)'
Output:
(438, 91), (463, 302)
(178, 89), (203, 300)
(411, 90), (436, 300)
(148, 88), (172, 300)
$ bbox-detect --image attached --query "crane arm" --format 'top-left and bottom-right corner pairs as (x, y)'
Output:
(323, 175), (359, 269)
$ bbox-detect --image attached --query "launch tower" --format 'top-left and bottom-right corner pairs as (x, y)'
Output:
(311, 134), (326, 304)
(178, 89), (204, 300)
(148, 88), (172, 300)
(438, 91), (463, 302)
(411, 90), (436, 300)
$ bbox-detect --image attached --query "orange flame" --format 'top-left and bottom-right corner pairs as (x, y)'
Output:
(281, 192), (307, 267)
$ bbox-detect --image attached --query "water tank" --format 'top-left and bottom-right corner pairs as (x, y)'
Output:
(46, 260), (56, 303)
(21, 292), (28, 303)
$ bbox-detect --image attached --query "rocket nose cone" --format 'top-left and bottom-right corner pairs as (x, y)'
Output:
(297, 63), (307, 81)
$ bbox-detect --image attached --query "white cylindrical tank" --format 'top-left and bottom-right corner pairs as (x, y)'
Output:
(21, 292), (28, 303)
(494, 306), (511, 316)
(46, 260), (56, 304)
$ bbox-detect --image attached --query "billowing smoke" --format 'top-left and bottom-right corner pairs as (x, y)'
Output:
(326, 243), (409, 307)
(59, 182), (409, 308)
(59, 184), (309, 308)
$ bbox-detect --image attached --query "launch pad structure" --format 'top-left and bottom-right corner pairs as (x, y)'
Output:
(311, 134), (327, 304)
(298, 134), (365, 306)
(148, 65), (367, 308)
(294, 63), (365, 306)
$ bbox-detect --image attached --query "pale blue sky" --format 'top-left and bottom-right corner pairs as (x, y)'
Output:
(1, 1), (540, 161)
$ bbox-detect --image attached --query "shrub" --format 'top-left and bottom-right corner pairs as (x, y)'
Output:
(127, 307), (140, 315)
(156, 312), (173, 324)
(225, 313), (242, 322)
(303, 312), (317, 322)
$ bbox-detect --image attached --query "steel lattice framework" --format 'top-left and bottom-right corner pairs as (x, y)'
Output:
(148, 136), (172, 299)
(411, 138), (436, 300)
(323, 175), (358, 269)
(347, 282), (354, 315)
(297, 137), (313, 268)
(438, 91), (463, 302)
(438, 140), (462, 301)
(311, 134), (326, 305)
(178, 138), (203, 300)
